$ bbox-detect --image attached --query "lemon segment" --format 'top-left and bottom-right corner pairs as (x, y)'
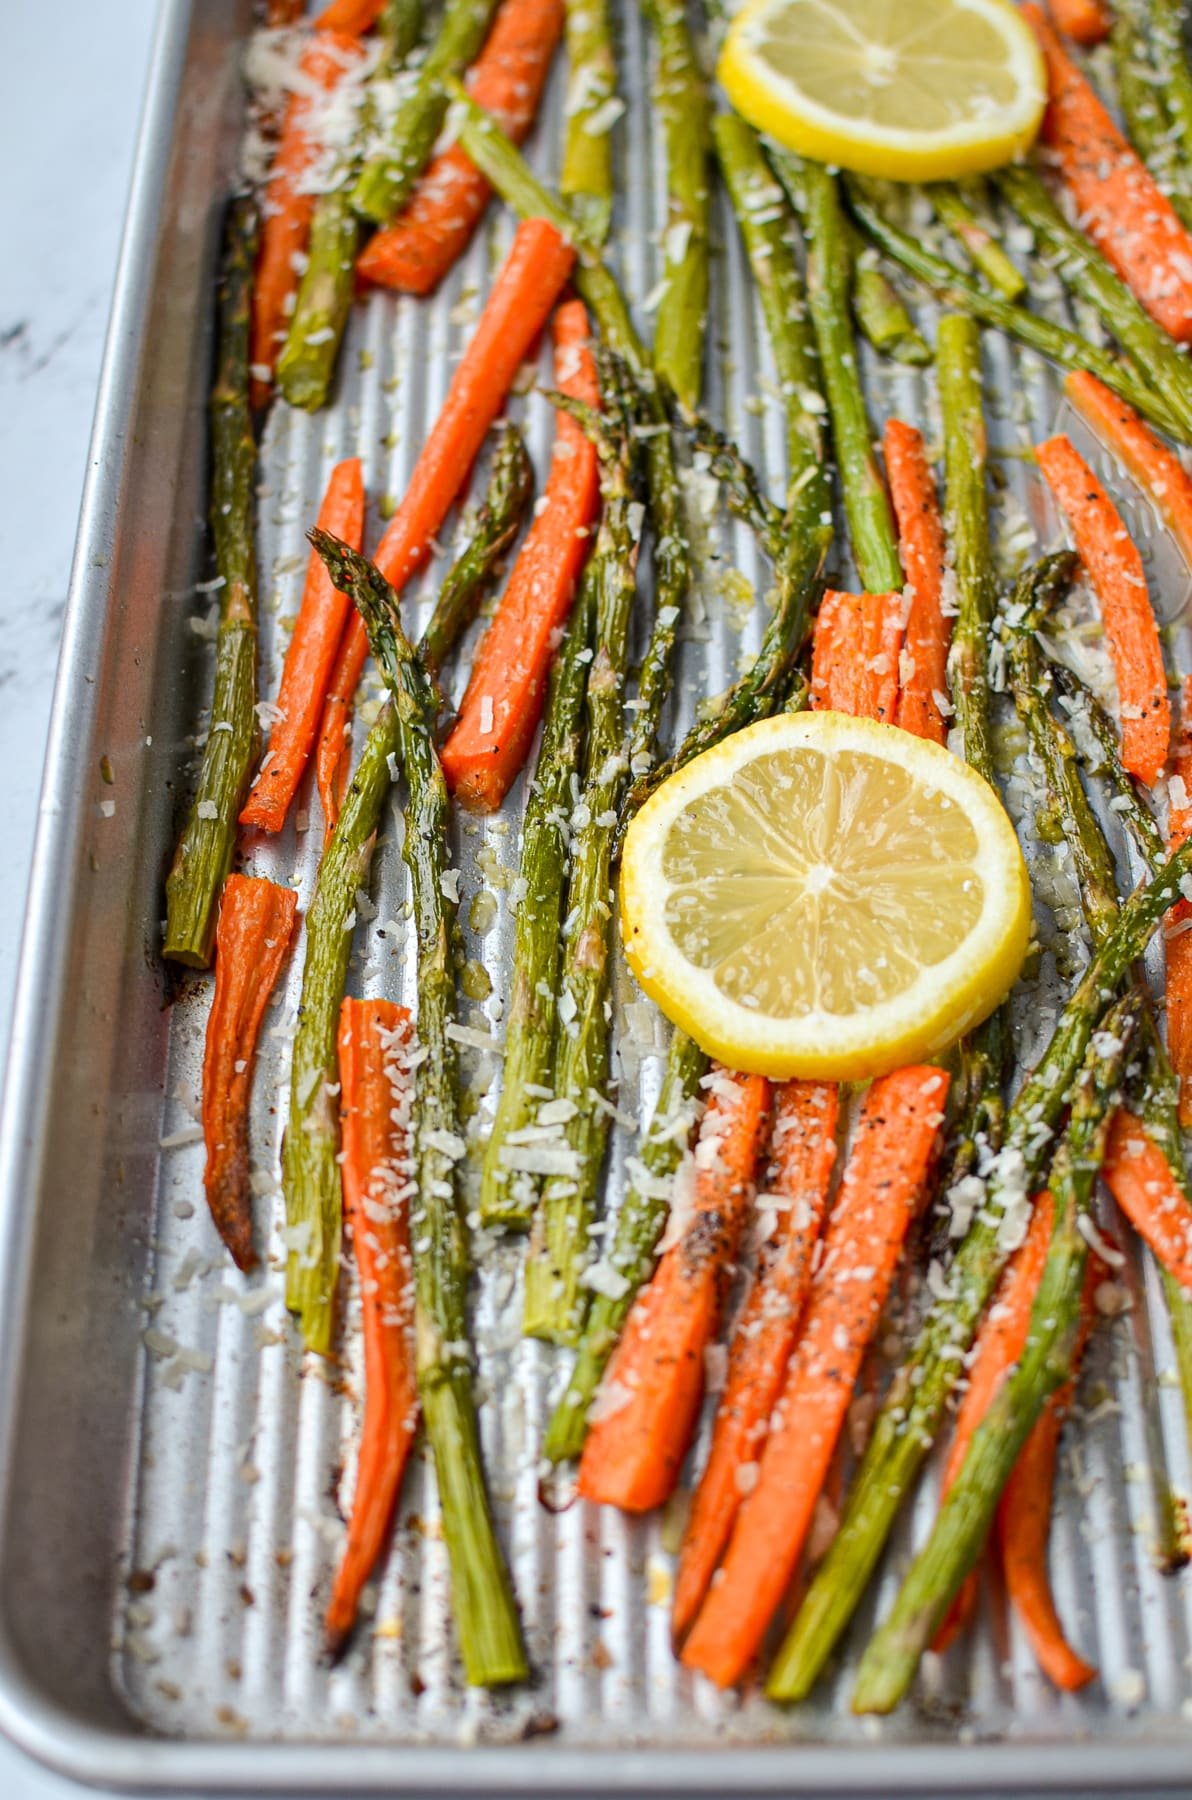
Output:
(619, 712), (1030, 1080)
(718, 0), (1046, 182)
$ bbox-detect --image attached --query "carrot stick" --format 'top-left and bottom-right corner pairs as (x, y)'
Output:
(314, 609), (369, 836)
(1045, 0), (1111, 46)
(324, 998), (420, 1657)
(680, 1065), (950, 1690)
(1025, 5), (1192, 344)
(858, 590), (905, 725)
(1167, 678), (1192, 1123)
(931, 1190), (1056, 1652)
(810, 589), (904, 723)
(1063, 371), (1192, 573)
(251, 29), (364, 410)
(357, 0), (564, 297)
(671, 1080), (838, 1648)
(1036, 433), (1170, 786)
(1103, 1107), (1192, 1288)
(316, 0), (386, 28)
(201, 875), (299, 1270)
(441, 299), (599, 810)
(267, 0), (307, 22)
(241, 458), (365, 833)
(576, 1069), (771, 1514)
(810, 590), (863, 715)
(995, 1252), (1104, 1691)
(884, 419), (950, 745)
(311, 215), (576, 808)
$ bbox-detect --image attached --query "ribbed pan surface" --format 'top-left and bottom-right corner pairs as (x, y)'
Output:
(116, 0), (1192, 1757)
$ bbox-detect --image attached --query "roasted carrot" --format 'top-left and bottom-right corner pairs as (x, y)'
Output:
(1036, 433), (1170, 786)
(884, 419), (950, 744)
(1064, 372), (1192, 572)
(1045, 0), (1111, 45)
(357, 0), (564, 297)
(241, 458), (365, 833)
(931, 1191), (1055, 1652)
(311, 215), (576, 805)
(1167, 678), (1192, 1123)
(1025, 5), (1192, 344)
(201, 875), (299, 1270)
(1103, 1107), (1192, 1288)
(324, 998), (420, 1657)
(671, 1080), (838, 1648)
(680, 1065), (950, 1690)
(316, 0), (386, 28)
(267, 0), (307, 22)
(576, 1069), (771, 1514)
(995, 1251), (1105, 1691)
(441, 300), (599, 809)
(314, 607), (369, 836)
(251, 29), (363, 410)
(810, 589), (904, 723)
(810, 589), (863, 715)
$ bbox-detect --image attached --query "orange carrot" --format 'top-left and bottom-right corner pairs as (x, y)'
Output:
(884, 419), (949, 744)
(1103, 1107), (1192, 1288)
(314, 610), (369, 837)
(931, 1191), (1055, 1653)
(810, 590), (863, 715)
(1036, 433), (1170, 786)
(576, 1070), (772, 1514)
(324, 998), (420, 1656)
(810, 589), (903, 723)
(202, 875), (299, 1270)
(312, 215), (577, 807)
(241, 458), (365, 833)
(316, 0), (386, 28)
(1063, 371), (1192, 572)
(267, 0), (308, 22)
(251, 29), (364, 409)
(1026, 5), (1192, 343)
(357, 0), (564, 297)
(996, 1251), (1105, 1691)
(1167, 679), (1192, 1123)
(1045, 0), (1112, 45)
(671, 1079), (838, 1647)
(680, 1065), (950, 1689)
(441, 300), (599, 809)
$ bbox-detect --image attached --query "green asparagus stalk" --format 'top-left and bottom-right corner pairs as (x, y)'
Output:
(311, 528), (526, 1686)
(850, 995), (1140, 1714)
(282, 712), (398, 1352)
(996, 162), (1192, 441)
(281, 438), (528, 1351)
(851, 242), (932, 365)
(278, 4), (423, 412)
(542, 1025), (707, 1460)
(352, 0), (499, 225)
(164, 198), (260, 968)
(767, 831), (1192, 1701)
(276, 188), (361, 412)
(769, 149), (902, 594)
(420, 421), (534, 676)
(479, 585), (594, 1226)
(523, 383), (642, 1342)
(939, 314), (996, 785)
(560, 0), (616, 242)
(1111, 3), (1192, 232)
(684, 409), (784, 549)
(1047, 656), (1167, 871)
(844, 177), (1186, 442)
(711, 116), (828, 516)
(926, 182), (1026, 301)
(1150, 0), (1192, 176)
(647, 0), (710, 414)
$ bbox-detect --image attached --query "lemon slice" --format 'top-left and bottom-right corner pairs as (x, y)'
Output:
(718, 0), (1046, 182)
(620, 712), (1030, 1080)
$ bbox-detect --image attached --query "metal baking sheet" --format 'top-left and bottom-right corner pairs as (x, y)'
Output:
(4, 0), (1192, 1790)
